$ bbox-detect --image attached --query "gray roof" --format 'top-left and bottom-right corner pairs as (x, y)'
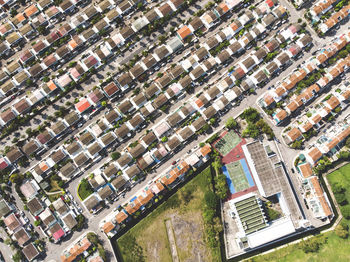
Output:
(104, 163), (118, 178)
(98, 186), (113, 200)
(192, 116), (206, 131)
(84, 195), (100, 211)
(0, 199), (11, 218)
(142, 131), (157, 146)
(80, 131), (95, 145)
(62, 213), (77, 230)
(129, 144), (146, 158)
(74, 152), (89, 166)
(167, 136), (181, 150)
(27, 197), (43, 216)
(117, 153), (132, 167)
(111, 176), (126, 191)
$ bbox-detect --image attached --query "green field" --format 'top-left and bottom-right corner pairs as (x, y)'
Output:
(117, 167), (221, 262)
(249, 231), (350, 262)
(226, 161), (249, 192)
(250, 164), (350, 262)
(215, 130), (241, 156)
(77, 178), (94, 200)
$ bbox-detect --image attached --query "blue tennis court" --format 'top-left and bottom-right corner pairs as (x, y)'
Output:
(222, 159), (255, 194)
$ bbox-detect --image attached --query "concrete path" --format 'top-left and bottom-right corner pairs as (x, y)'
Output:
(165, 219), (179, 262)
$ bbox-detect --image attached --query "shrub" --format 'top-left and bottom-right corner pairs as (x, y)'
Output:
(111, 152), (121, 160)
(299, 235), (327, 253)
(340, 205), (350, 219)
(204, 191), (217, 210)
(332, 183), (346, 194)
(266, 207), (281, 220)
(335, 221), (349, 239)
(334, 193), (347, 206)
(226, 117), (239, 130)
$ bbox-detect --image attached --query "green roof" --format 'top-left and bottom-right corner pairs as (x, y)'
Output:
(234, 196), (267, 235)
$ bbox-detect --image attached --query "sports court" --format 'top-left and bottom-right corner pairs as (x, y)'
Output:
(223, 159), (255, 194)
(214, 131), (242, 156)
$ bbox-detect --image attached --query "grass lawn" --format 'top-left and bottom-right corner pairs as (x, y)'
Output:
(251, 231), (350, 262)
(78, 179), (94, 201)
(117, 167), (221, 262)
(250, 164), (350, 262)
(47, 179), (63, 202)
(327, 164), (350, 219)
(49, 179), (61, 192)
(47, 193), (62, 203)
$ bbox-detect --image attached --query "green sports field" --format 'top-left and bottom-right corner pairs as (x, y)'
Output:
(215, 131), (242, 156)
(226, 161), (250, 192)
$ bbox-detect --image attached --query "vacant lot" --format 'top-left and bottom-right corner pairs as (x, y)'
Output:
(249, 164), (350, 262)
(117, 167), (217, 262)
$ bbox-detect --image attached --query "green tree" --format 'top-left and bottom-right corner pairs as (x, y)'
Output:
(161, 136), (168, 142)
(335, 221), (349, 239)
(291, 140), (303, 149)
(87, 232), (99, 245)
(101, 101), (107, 107)
(225, 117), (239, 130)
(68, 61), (77, 68)
(242, 123), (260, 139)
(341, 205), (350, 219)
(111, 152), (121, 160)
(332, 183), (346, 194)
(214, 173), (228, 199)
(42, 76), (50, 82)
(10, 8), (17, 17)
(26, 79), (33, 86)
(241, 107), (261, 123)
(9, 173), (24, 184)
(339, 50), (348, 59)
(204, 191), (217, 210)
(74, 214), (86, 230)
(345, 137), (350, 148)
(12, 251), (23, 262)
(209, 118), (216, 126)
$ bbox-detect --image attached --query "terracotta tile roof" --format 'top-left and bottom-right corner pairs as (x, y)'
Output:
(325, 96), (340, 110)
(177, 25), (191, 39)
(102, 221), (115, 233)
(24, 4), (39, 18)
(307, 147), (322, 163)
(275, 87), (286, 97)
(125, 200), (141, 214)
(337, 126), (350, 141)
(75, 99), (91, 113)
(1, 109), (15, 124)
(326, 137), (340, 151)
(287, 127), (302, 142)
(286, 101), (299, 112)
(264, 94), (275, 106)
(137, 190), (154, 206)
(299, 163), (312, 178)
(310, 177), (332, 216)
(200, 144), (211, 157)
(302, 121), (313, 133)
(115, 211), (128, 224)
(317, 53), (327, 64)
(14, 13), (26, 23)
(275, 109), (287, 121)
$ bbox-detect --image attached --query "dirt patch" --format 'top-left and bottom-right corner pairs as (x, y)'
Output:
(172, 211), (210, 262)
